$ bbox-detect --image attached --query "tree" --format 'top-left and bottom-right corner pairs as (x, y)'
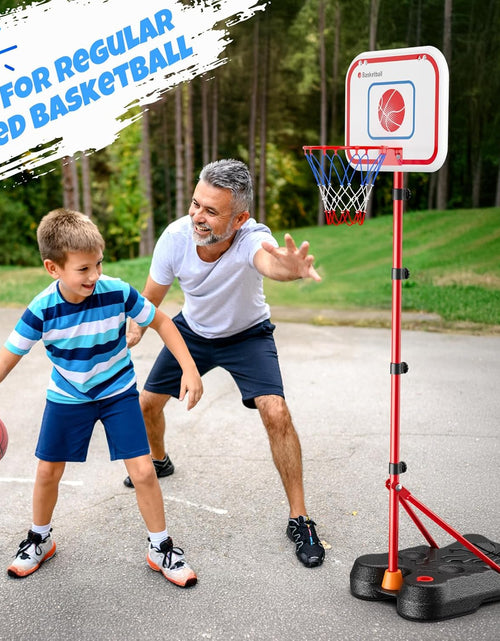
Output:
(369, 0), (381, 50)
(139, 108), (155, 256)
(159, 100), (174, 224)
(201, 77), (211, 167)
(257, 21), (270, 224)
(3, 0), (500, 267)
(184, 83), (194, 200)
(330, 2), (342, 142)
(175, 86), (185, 219)
(81, 153), (92, 218)
(317, 0), (327, 225)
(211, 76), (219, 161)
(103, 116), (148, 260)
(0, 186), (39, 265)
(61, 156), (79, 211)
(436, 0), (452, 210)
(248, 16), (260, 187)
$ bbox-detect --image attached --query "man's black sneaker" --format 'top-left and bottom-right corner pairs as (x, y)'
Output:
(123, 455), (175, 488)
(287, 516), (325, 567)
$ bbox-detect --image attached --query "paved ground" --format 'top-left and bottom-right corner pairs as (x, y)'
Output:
(269, 305), (500, 335)
(0, 304), (499, 641)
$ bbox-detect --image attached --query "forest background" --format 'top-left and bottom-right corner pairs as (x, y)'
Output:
(0, 0), (499, 271)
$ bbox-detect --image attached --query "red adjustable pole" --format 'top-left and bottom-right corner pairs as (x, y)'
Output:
(382, 171), (404, 592)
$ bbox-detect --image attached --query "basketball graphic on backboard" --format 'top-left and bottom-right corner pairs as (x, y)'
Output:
(378, 89), (405, 132)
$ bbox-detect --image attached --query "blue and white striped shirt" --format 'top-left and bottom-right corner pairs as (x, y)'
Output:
(5, 276), (155, 404)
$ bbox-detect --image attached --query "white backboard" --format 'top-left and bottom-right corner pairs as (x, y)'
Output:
(345, 46), (449, 172)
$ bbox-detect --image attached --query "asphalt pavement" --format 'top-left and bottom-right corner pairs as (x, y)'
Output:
(0, 304), (499, 641)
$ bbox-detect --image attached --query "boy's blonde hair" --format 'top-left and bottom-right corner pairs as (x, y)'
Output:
(37, 209), (105, 265)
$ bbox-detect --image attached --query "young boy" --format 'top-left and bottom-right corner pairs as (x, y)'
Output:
(0, 209), (203, 588)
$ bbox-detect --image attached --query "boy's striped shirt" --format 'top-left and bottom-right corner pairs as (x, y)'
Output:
(5, 276), (155, 404)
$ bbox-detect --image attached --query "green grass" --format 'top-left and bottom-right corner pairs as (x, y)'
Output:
(264, 207), (500, 325)
(1, 208), (499, 326)
(0, 257), (185, 308)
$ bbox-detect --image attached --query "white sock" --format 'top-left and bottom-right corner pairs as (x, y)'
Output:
(31, 523), (51, 537)
(148, 529), (169, 548)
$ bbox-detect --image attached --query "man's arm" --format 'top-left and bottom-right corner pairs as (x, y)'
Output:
(253, 233), (321, 282)
(141, 275), (171, 307)
(126, 275), (171, 348)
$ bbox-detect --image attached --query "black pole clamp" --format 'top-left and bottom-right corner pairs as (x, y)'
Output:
(392, 267), (410, 280)
(393, 188), (412, 201)
(390, 362), (409, 375)
(389, 461), (407, 475)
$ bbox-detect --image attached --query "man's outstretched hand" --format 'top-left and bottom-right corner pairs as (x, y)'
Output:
(260, 233), (321, 282)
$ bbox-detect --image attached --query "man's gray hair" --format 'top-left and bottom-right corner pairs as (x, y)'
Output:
(199, 159), (253, 214)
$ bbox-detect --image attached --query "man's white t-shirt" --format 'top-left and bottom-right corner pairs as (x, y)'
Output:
(150, 216), (279, 339)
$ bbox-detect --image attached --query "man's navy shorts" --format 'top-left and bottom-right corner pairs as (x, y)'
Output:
(144, 313), (285, 409)
(35, 387), (150, 462)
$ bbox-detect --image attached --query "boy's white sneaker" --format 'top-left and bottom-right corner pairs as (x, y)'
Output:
(7, 530), (56, 578)
(147, 536), (197, 587)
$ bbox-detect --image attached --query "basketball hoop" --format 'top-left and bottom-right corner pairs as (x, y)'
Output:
(303, 145), (401, 225)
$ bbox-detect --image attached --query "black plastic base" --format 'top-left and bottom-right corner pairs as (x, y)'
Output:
(350, 534), (500, 621)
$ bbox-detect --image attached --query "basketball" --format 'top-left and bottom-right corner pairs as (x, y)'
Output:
(0, 418), (8, 460)
(378, 89), (405, 132)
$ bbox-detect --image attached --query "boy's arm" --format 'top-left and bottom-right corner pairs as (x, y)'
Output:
(148, 308), (203, 410)
(127, 276), (171, 348)
(253, 233), (321, 282)
(0, 347), (23, 383)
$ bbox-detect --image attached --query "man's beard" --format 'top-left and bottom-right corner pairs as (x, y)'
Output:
(191, 218), (235, 246)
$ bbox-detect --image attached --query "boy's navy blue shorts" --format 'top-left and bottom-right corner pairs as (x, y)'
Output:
(36, 387), (150, 462)
(144, 313), (285, 409)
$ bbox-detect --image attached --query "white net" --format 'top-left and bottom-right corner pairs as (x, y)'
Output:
(304, 146), (389, 225)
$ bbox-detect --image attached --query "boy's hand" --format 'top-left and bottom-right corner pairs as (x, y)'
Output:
(179, 369), (203, 410)
(127, 319), (144, 348)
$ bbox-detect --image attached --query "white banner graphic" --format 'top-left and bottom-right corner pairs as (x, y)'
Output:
(0, 0), (266, 181)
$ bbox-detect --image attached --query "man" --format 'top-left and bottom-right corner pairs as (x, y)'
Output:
(125, 159), (325, 568)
